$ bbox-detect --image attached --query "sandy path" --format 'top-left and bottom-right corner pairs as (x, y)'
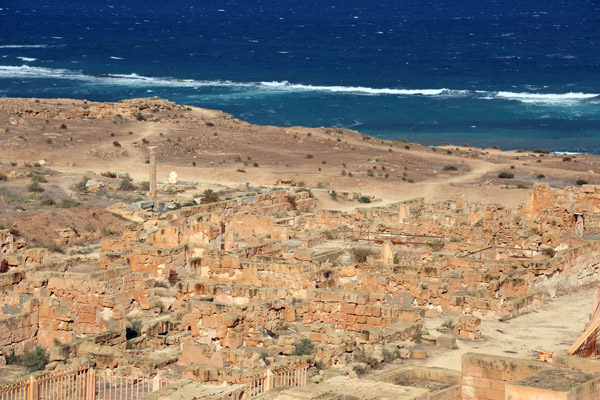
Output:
(406, 284), (596, 371)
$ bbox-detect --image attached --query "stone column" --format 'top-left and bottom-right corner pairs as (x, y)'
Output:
(149, 146), (157, 209)
(383, 239), (394, 265)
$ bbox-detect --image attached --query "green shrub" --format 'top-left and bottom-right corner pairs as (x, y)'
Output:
(427, 239), (445, 252)
(367, 169), (374, 177)
(324, 230), (334, 240)
(40, 196), (56, 206)
(58, 198), (81, 208)
(353, 364), (368, 375)
(154, 301), (164, 312)
(119, 177), (136, 191)
(293, 338), (315, 356)
(305, 154), (313, 159)
(329, 190), (338, 201)
(536, 174), (545, 179)
(357, 196), (371, 203)
(443, 165), (458, 171)
(74, 176), (89, 192)
(27, 181), (45, 193)
(201, 189), (220, 204)
(351, 247), (375, 263)
(5, 349), (18, 365)
(576, 179), (588, 186)
(382, 349), (396, 363)
(441, 319), (455, 330)
(498, 171), (514, 179)
(154, 281), (169, 288)
(19, 346), (49, 371)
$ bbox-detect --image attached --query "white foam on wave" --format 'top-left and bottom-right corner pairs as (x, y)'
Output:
(494, 91), (598, 105)
(110, 56), (124, 60)
(0, 45), (49, 49)
(0, 64), (597, 106)
(17, 57), (37, 62)
(257, 81), (462, 96)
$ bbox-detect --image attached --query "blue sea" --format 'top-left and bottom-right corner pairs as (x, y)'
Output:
(1, 0), (599, 153)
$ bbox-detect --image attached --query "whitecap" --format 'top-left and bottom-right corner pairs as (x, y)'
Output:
(0, 64), (596, 107)
(110, 56), (124, 60)
(494, 91), (598, 105)
(0, 44), (49, 49)
(17, 57), (37, 62)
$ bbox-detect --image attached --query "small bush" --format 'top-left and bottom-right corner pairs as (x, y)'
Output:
(101, 171), (117, 178)
(357, 196), (371, 203)
(27, 181), (45, 193)
(382, 348), (396, 363)
(324, 230), (334, 240)
(40, 196), (56, 206)
(293, 338), (315, 356)
(563, 156), (572, 162)
(58, 198), (81, 208)
(138, 181), (150, 191)
(154, 281), (169, 288)
(353, 364), (368, 375)
(427, 239), (445, 252)
(74, 176), (89, 192)
(443, 165), (458, 171)
(201, 189), (220, 204)
(329, 190), (338, 201)
(119, 177), (136, 191)
(367, 169), (374, 177)
(498, 171), (514, 179)
(441, 319), (455, 329)
(305, 154), (313, 159)
(537, 174), (545, 179)
(0, 173), (7, 181)
(19, 346), (49, 371)
(113, 141), (121, 147)
(541, 248), (556, 258)
(28, 172), (47, 183)
(59, 124), (67, 129)
(576, 179), (588, 186)
(532, 149), (550, 154)
(47, 243), (64, 253)
(205, 121), (215, 127)
(141, 138), (149, 144)
(351, 247), (375, 263)
(135, 113), (146, 121)
(154, 301), (164, 312)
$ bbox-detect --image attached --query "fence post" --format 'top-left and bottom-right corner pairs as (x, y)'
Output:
(86, 368), (96, 400)
(152, 373), (162, 392)
(27, 375), (38, 400)
(264, 370), (273, 391)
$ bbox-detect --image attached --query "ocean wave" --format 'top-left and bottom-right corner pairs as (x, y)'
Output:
(0, 44), (50, 49)
(257, 81), (463, 96)
(0, 64), (597, 105)
(494, 91), (598, 104)
(17, 57), (37, 62)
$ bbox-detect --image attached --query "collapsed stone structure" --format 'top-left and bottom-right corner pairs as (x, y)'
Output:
(1, 183), (600, 398)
